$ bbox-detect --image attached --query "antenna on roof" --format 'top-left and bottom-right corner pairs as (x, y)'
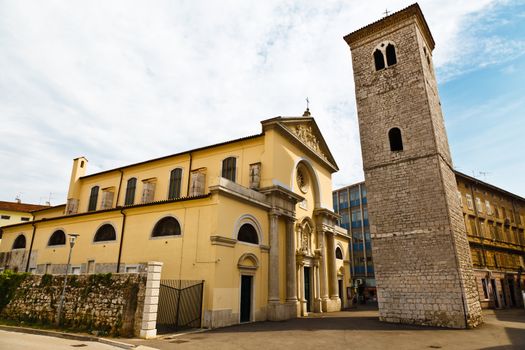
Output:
(15, 193), (22, 204)
(303, 97), (311, 117)
(384, 9), (390, 17)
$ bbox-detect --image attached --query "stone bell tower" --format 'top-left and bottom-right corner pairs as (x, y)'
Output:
(343, 4), (482, 328)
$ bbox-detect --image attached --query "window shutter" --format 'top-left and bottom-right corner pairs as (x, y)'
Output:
(101, 191), (114, 210)
(190, 171), (206, 196)
(66, 198), (79, 214)
(142, 182), (156, 203)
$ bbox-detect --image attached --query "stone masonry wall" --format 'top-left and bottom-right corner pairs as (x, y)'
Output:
(347, 9), (482, 328)
(1, 273), (146, 337)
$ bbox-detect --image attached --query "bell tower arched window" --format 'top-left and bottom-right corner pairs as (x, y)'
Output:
(386, 44), (397, 66)
(389, 127), (403, 151)
(374, 49), (385, 71)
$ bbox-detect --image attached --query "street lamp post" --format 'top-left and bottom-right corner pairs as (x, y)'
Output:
(56, 233), (79, 326)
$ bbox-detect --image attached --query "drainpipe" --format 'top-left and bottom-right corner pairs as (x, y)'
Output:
(25, 222), (37, 272)
(115, 169), (124, 206)
(186, 152), (193, 196)
(116, 208), (127, 273)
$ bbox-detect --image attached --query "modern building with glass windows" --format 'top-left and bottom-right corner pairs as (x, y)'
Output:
(333, 182), (376, 302)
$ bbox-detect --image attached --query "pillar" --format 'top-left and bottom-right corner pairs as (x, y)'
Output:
(140, 261), (162, 339)
(268, 212), (280, 304)
(286, 217), (298, 304)
(317, 229), (329, 311)
(327, 233), (339, 299)
(313, 263), (322, 313)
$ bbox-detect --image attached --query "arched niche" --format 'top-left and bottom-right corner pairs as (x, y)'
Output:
(237, 253), (260, 271)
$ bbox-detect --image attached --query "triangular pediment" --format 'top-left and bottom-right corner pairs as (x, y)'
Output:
(261, 116), (339, 172)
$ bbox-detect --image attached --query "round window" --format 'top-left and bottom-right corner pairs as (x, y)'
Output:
(296, 165), (309, 194)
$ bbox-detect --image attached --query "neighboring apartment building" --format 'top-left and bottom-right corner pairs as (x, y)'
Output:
(332, 182), (376, 303)
(456, 171), (525, 309)
(334, 172), (525, 309)
(0, 200), (50, 227)
(0, 114), (351, 328)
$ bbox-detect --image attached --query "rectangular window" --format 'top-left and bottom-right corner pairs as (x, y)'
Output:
(88, 186), (99, 211)
(124, 178), (137, 206)
(249, 163), (261, 189)
(71, 266), (81, 275)
(363, 208), (369, 226)
(339, 191), (348, 209)
(340, 212), (350, 226)
(125, 265), (139, 274)
(29, 267), (36, 274)
(189, 169), (206, 197)
(457, 191), (463, 207)
(168, 168), (183, 199)
(141, 179), (157, 203)
(351, 209), (362, 228)
(100, 188), (115, 210)
(485, 200), (492, 215)
(66, 198), (79, 214)
(221, 157), (236, 182)
(475, 197), (483, 213)
(350, 187), (360, 206)
(1, 215), (10, 220)
(465, 194), (474, 210)
(361, 185), (367, 199)
(333, 193), (338, 212)
(21, 217), (30, 222)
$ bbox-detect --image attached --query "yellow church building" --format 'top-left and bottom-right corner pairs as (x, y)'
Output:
(0, 113), (350, 328)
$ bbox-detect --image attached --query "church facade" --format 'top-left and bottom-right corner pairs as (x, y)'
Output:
(0, 115), (350, 328)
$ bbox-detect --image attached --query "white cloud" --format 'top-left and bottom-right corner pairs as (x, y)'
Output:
(0, 0), (512, 204)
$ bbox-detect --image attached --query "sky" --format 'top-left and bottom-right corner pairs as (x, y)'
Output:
(1, 0), (524, 205)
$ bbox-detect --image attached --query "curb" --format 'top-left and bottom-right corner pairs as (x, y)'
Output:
(0, 325), (135, 349)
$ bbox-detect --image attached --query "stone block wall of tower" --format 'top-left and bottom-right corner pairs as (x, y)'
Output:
(344, 4), (482, 328)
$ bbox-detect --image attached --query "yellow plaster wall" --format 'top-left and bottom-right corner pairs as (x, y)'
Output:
(0, 210), (33, 227)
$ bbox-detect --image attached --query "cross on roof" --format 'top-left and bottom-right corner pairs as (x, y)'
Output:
(384, 9), (390, 17)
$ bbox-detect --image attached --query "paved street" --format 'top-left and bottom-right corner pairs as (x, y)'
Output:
(0, 329), (120, 350)
(123, 308), (525, 350)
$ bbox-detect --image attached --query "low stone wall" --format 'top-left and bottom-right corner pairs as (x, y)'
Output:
(1, 273), (147, 337)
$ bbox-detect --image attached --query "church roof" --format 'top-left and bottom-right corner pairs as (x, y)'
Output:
(343, 3), (435, 51)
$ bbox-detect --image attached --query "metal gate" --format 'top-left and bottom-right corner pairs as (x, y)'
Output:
(156, 280), (204, 334)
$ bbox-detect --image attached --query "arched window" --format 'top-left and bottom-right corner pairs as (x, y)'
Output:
(88, 186), (99, 211)
(386, 44), (397, 66)
(12, 234), (26, 249)
(48, 230), (66, 246)
(335, 247), (343, 260)
(237, 223), (259, 244)
(168, 169), (183, 199)
(124, 178), (137, 205)
(388, 127), (403, 152)
(222, 157), (236, 182)
(152, 217), (181, 237)
(374, 49), (385, 71)
(94, 224), (116, 242)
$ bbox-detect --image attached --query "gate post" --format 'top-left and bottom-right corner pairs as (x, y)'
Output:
(140, 261), (163, 339)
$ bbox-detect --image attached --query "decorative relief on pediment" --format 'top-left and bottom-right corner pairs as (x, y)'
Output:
(291, 125), (328, 160)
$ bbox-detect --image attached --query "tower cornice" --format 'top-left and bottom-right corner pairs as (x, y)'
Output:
(343, 3), (435, 51)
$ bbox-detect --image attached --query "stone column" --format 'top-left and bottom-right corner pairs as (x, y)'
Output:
(317, 230), (329, 311)
(314, 263), (322, 312)
(268, 212), (280, 303)
(286, 218), (298, 304)
(140, 261), (162, 339)
(327, 233), (339, 299)
(299, 263), (307, 315)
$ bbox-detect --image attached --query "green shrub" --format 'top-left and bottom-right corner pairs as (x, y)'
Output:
(0, 270), (29, 312)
